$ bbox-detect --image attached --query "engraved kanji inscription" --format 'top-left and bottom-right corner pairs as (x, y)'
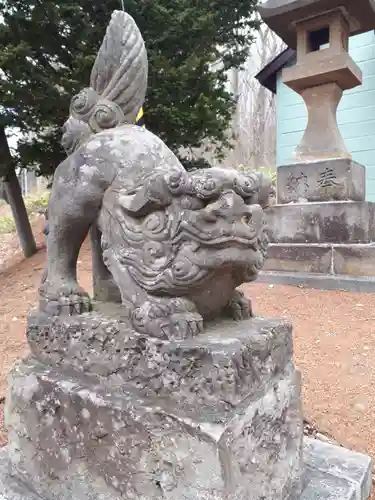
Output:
(285, 172), (309, 195)
(317, 167), (338, 189)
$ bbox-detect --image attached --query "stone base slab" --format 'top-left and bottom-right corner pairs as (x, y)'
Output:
(265, 243), (375, 277)
(276, 159), (365, 204)
(0, 438), (371, 500)
(4, 313), (304, 500)
(265, 201), (375, 244)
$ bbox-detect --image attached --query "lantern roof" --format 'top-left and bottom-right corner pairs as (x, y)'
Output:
(258, 0), (375, 48)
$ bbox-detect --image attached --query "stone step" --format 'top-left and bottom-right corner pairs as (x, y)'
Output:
(265, 201), (375, 244)
(265, 243), (375, 277)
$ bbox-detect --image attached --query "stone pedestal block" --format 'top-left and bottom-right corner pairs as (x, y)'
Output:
(263, 200), (375, 290)
(4, 308), (303, 500)
(276, 159), (365, 204)
(265, 201), (375, 244)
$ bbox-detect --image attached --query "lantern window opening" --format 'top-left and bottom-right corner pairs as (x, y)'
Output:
(307, 26), (330, 52)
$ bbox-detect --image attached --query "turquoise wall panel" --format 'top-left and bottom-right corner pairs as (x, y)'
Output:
(276, 30), (375, 200)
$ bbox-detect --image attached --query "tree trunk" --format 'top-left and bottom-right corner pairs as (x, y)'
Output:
(0, 127), (37, 258)
(0, 179), (8, 203)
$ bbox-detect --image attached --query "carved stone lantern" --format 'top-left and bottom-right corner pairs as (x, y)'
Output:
(259, 0), (375, 203)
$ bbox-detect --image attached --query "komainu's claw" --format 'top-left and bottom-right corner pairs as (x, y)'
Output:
(39, 280), (92, 317)
(229, 290), (253, 321)
(131, 298), (203, 340)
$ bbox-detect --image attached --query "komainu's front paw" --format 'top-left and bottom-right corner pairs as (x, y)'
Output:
(39, 280), (92, 316)
(131, 297), (204, 340)
(229, 290), (253, 321)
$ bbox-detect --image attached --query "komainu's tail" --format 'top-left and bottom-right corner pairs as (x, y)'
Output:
(69, 10), (148, 132)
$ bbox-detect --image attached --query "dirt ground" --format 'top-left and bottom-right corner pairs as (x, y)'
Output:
(0, 219), (375, 489)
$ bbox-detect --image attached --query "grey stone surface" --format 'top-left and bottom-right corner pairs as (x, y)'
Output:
(265, 243), (332, 274)
(27, 308), (293, 409)
(0, 447), (41, 500)
(5, 314), (303, 500)
(303, 468), (358, 500)
(264, 243), (375, 277)
(258, 270), (375, 293)
(301, 437), (372, 500)
(0, 437), (371, 500)
(265, 201), (375, 244)
(40, 9), (271, 339)
(277, 160), (365, 204)
(263, 198), (375, 284)
(333, 244), (375, 277)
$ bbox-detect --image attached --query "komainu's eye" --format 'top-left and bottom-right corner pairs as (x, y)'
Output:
(180, 196), (205, 210)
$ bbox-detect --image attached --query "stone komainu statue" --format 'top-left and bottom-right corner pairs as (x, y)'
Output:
(41, 10), (271, 339)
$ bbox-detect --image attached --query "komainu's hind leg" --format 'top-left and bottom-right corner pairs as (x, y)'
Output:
(90, 224), (121, 303)
(227, 289), (253, 320)
(40, 154), (112, 315)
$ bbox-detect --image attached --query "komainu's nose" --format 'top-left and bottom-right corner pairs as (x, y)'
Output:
(203, 190), (255, 222)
